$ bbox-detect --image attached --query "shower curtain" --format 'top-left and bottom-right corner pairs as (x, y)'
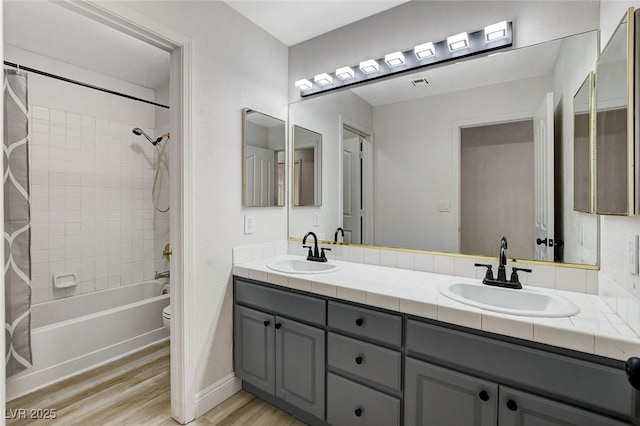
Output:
(3, 68), (32, 377)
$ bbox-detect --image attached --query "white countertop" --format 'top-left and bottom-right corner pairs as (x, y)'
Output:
(233, 254), (640, 362)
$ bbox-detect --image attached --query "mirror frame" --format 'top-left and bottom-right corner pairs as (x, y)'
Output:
(573, 72), (595, 213)
(242, 108), (287, 208)
(594, 7), (637, 215)
(291, 124), (323, 207)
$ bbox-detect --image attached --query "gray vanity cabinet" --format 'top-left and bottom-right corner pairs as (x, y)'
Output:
(405, 357), (498, 426)
(233, 279), (326, 421)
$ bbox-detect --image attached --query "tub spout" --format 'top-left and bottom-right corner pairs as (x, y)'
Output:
(154, 270), (170, 279)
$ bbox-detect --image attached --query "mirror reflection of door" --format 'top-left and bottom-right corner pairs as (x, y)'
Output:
(342, 129), (361, 244)
(533, 92), (555, 261)
(294, 148), (315, 205)
(460, 119), (535, 260)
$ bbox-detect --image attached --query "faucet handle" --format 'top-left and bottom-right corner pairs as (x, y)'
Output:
(474, 263), (494, 280)
(303, 245), (313, 257)
(510, 267), (532, 285)
(320, 247), (331, 261)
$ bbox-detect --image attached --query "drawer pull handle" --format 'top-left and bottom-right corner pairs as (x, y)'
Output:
(506, 400), (518, 411)
(275, 323), (282, 330)
(354, 408), (363, 417)
(263, 320), (270, 327)
(355, 318), (364, 326)
(478, 390), (489, 401)
(355, 356), (364, 365)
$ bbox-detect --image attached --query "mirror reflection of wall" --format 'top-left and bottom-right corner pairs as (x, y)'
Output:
(595, 10), (633, 215)
(288, 30), (599, 266)
(292, 125), (322, 207)
(243, 109), (286, 207)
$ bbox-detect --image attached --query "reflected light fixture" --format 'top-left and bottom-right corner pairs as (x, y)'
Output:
(447, 32), (469, 51)
(314, 73), (333, 86)
(385, 51), (406, 67)
(294, 79), (313, 90)
(414, 42), (435, 59)
(359, 59), (379, 74)
(485, 21), (508, 42)
(336, 66), (355, 80)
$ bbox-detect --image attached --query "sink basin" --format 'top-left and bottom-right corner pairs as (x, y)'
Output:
(439, 282), (579, 317)
(266, 257), (342, 274)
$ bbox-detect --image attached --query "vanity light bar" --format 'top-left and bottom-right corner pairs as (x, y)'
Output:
(296, 20), (512, 97)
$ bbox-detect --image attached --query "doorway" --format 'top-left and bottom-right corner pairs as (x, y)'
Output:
(341, 125), (372, 245)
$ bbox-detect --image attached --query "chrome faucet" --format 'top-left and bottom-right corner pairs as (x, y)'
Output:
(154, 270), (170, 279)
(303, 231), (330, 262)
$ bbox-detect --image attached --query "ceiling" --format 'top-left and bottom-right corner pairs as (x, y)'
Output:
(3, 1), (407, 91)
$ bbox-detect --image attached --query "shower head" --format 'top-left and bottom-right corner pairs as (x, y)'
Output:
(132, 127), (162, 145)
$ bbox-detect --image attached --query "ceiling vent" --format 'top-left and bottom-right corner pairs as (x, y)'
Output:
(411, 78), (429, 87)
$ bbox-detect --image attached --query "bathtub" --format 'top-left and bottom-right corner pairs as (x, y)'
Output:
(6, 280), (170, 401)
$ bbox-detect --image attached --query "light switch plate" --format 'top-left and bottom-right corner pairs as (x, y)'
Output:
(313, 211), (320, 226)
(244, 214), (255, 234)
(628, 234), (638, 275)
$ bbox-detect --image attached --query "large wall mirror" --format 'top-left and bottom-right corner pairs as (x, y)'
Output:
(289, 30), (599, 266)
(292, 125), (322, 206)
(243, 109), (286, 207)
(573, 72), (594, 213)
(594, 8), (637, 215)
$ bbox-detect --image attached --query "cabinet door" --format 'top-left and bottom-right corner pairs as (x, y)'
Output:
(499, 387), (630, 426)
(275, 316), (325, 420)
(233, 305), (275, 395)
(405, 357), (498, 426)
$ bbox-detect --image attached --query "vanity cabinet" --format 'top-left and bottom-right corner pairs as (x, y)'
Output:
(233, 279), (326, 420)
(326, 301), (403, 426)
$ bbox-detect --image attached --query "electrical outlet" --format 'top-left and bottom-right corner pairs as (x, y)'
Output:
(628, 234), (638, 275)
(244, 214), (255, 234)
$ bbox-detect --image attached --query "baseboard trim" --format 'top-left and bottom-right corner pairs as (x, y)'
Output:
(194, 373), (242, 418)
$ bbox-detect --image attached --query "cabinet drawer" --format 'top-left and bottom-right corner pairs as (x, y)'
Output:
(328, 301), (402, 347)
(328, 332), (401, 391)
(327, 372), (400, 426)
(406, 319), (635, 420)
(235, 279), (325, 326)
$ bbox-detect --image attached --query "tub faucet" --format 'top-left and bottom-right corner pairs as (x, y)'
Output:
(154, 270), (170, 279)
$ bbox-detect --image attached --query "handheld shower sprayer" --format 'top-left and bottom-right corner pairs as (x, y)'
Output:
(132, 127), (164, 145)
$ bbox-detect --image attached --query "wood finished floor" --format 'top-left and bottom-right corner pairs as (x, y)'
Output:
(6, 341), (304, 425)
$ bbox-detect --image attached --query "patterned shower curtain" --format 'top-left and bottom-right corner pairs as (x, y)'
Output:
(4, 68), (32, 377)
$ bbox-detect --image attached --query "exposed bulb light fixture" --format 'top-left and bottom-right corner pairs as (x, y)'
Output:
(314, 73), (333, 86)
(336, 66), (355, 80)
(414, 42), (435, 59)
(295, 79), (313, 91)
(385, 51), (406, 67)
(484, 21), (508, 42)
(447, 32), (469, 51)
(359, 59), (379, 74)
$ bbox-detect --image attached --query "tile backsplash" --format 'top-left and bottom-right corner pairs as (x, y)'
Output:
(29, 106), (169, 303)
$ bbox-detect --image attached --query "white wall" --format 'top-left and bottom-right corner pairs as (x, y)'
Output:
(289, 90), (373, 240)
(289, 1), (600, 103)
(5, 45), (168, 303)
(373, 75), (552, 252)
(114, 0), (289, 397)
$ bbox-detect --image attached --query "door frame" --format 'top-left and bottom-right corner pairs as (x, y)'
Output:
(453, 112), (534, 253)
(339, 116), (374, 245)
(54, 1), (195, 423)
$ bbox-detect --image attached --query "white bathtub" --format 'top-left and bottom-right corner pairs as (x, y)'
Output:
(6, 280), (170, 401)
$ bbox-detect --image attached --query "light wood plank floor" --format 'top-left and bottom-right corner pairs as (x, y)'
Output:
(6, 341), (304, 425)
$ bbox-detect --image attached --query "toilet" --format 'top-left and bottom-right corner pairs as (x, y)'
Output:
(162, 305), (171, 331)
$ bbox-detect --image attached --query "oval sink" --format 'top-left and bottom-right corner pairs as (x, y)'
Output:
(266, 257), (342, 274)
(439, 282), (579, 317)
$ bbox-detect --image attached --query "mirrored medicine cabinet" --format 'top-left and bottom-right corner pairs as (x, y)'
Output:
(292, 125), (322, 207)
(242, 109), (286, 207)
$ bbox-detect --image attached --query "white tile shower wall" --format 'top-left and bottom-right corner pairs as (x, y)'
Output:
(30, 107), (165, 303)
(286, 241), (598, 294)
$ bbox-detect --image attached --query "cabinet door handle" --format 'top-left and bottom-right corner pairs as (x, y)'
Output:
(506, 399), (518, 411)
(274, 323), (282, 330)
(355, 356), (364, 365)
(478, 390), (489, 401)
(355, 318), (364, 326)
(263, 320), (270, 327)
(354, 408), (363, 417)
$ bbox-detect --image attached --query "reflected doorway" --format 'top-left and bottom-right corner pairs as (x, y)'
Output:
(342, 125), (371, 244)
